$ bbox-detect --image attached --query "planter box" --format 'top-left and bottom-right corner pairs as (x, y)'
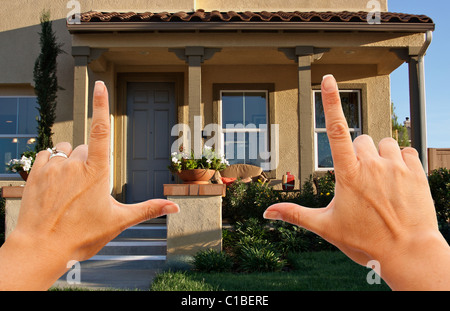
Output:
(1, 186), (25, 239)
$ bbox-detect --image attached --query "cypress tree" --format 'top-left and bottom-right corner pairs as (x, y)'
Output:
(33, 11), (63, 152)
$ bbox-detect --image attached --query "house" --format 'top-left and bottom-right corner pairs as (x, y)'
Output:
(0, 0), (434, 202)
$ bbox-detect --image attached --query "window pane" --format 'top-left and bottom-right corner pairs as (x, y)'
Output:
(244, 92), (267, 127)
(317, 132), (359, 169)
(224, 132), (266, 167)
(222, 92), (244, 127)
(18, 98), (38, 134)
(0, 138), (17, 174)
(341, 92), (360, 129)
(315, 92), (325, 128)
(1, 137), (37, 174)
(0, 98), (18, 134)
(315, 91), (360, 129)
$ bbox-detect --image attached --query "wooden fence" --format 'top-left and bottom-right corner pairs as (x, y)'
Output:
(428, 148), (450, 173)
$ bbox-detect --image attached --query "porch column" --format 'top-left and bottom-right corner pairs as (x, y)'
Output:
(186, 47), (204, 158)
(169, 46), (221, 156)
(71, 47), (108, 147)
(72, 47), (90, 147)
(408, 55), (428, 172)
(296, 47), (315, 185)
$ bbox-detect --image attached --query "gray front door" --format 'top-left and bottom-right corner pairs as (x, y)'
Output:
(126, 82), (176, 203)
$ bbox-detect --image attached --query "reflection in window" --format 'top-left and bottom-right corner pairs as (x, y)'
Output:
(0, 97), (38, 175)
(314, 91), (361, 169)
(221, 91), (268, 168)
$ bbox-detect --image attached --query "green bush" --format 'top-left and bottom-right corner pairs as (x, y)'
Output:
(192, 249), (234, 273)
(238, 245), (286, 273)
(223, 181), (280, 222)
(428, 168), (450, 224)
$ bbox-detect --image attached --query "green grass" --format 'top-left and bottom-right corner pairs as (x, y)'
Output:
(151, 251), (391, 291)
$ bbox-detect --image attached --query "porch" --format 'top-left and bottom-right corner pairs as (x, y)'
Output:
(67, 10), (434, 202)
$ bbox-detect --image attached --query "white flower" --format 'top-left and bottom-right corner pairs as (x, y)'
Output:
(206, 159), (212, 164)
(171, 156), (179, 164)
(182, 153), (190, 160)
(171, 151), (178, 156)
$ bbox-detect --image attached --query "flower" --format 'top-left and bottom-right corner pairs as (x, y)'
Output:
(6, 151), (36, 174)
(171, 156), (180, 164)
(168, 145), (229, 173)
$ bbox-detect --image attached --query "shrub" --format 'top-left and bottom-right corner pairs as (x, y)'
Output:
(428, 168), (450, 225)
(193, 249), (234, 273)
(223, 181), (280, 222)
(238, 245), (286, 273)
(270, 222), (310, 255)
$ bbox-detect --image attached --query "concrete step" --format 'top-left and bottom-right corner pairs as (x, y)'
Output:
(96, 240), (167, 255)
(95, 223), (167, 257)
(116, 224), (167, 239)
(53, 223), (168, 290)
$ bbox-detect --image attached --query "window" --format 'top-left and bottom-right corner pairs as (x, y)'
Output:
(0, 97), (38, 176)
(220, 91), (268, 168)
(314, 90), (361, 170)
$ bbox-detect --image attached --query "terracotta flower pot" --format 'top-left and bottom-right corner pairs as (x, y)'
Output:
(19, 171), (28, 181)
(176, 169), (215, 184)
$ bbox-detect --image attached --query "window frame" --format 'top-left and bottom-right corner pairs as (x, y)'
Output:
(313, 89), (362, 171)
(219, 90), (269, 167)
(0, 96), (39, 178)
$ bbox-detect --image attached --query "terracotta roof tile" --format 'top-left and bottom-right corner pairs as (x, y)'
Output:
(79, 10), (433, 24)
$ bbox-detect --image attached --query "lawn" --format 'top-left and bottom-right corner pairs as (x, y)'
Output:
(150, 251), (391, 291)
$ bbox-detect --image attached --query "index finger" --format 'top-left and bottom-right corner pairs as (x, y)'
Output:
(87, 81), (110, 170)
(321, 75), (358, 173)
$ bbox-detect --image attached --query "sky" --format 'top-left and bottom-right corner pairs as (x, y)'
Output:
(389, 0), (450, 148)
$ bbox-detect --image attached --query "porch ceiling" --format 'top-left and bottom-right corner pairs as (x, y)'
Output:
(93, 46), (403, 74)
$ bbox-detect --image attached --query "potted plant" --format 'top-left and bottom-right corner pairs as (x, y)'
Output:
(6, 151), (36, 181)
(168, 145), (229, 184)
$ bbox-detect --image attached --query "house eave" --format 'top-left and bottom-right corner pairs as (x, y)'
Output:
(67, 21), (435, 34)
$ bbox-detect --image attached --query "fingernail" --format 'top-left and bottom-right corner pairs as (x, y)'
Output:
(263, 210), (282, 221)
(322, 74), (337, 92)
(94, 81), (105, 96)
(162, 203), (180, 215)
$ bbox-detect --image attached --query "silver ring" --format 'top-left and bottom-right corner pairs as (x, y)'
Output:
(47, 147), (68, 160)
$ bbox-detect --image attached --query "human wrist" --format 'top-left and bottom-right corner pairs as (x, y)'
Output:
(0, 230), (71, 290)
(378, 230), (450, 291)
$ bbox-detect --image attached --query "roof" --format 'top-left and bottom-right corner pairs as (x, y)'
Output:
(68, 10), (435, 33)
(80, 10), (433, 24)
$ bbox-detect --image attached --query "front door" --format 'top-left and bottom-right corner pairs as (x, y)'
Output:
(126, 82), (176, 203)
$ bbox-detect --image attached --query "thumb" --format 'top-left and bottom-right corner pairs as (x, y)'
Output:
(263, 203), (328, 236)
(114, 199), (180, 229)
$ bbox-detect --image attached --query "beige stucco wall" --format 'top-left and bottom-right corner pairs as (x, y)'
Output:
(198, 0), (388, 12)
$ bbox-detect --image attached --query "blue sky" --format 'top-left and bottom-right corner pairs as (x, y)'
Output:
(389, 0), (450, 148)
